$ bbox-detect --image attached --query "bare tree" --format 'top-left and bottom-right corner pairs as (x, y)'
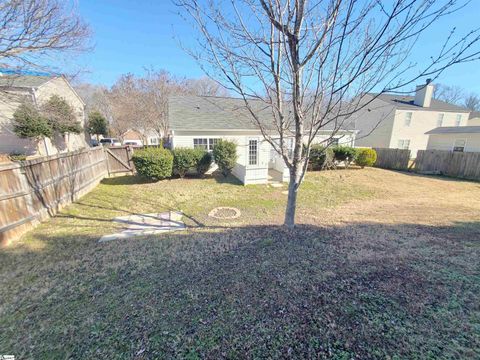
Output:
(0, 0), (90, 72)
(464, 93), (480, 111)
(107, 74), (143, 137)
(177, 0), (480, 227)
(75, 83), (116, 134)
(100, 70), (230, 140)
(433, 83), (465, 104)
(185, 77), (229, 96)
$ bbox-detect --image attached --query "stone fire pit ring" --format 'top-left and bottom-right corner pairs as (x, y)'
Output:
(208, 206), (241, 219)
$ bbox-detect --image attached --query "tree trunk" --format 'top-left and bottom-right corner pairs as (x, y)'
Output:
(284, 166), (302, 228)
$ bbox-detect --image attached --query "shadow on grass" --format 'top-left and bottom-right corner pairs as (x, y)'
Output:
(372, 167), (480, 184)
(101, 172), (244, 186)
(1, 221), (479, 359)
(101, 175), (156, 186)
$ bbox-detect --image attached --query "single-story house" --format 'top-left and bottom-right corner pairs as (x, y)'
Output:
(425, 126), (480, 152)
(0, 73), (88, 156)
(167, 95), (356, 184)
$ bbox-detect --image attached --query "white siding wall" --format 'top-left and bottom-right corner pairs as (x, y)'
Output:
(172, 130), (356, 184)
(426, 133), (480, 152)
(310, 132), (356, 146)
(172, 130), (269, 185)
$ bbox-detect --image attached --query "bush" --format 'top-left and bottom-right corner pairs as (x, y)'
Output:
(172, 147), (198, 178)
(212, 140), (238, 177)
(195, 150), (213, 177)
(332, 146), (357, 167)
(309, 145), (334, 170)
(41, 95), (82, 134)
(355, 148), (377, 168)
(87, 111), (108, 138)
(132, 147), (173, 180)
(13, 103), (52, 139)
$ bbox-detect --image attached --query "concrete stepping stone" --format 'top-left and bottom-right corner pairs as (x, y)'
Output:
(99, 211), (185, 242)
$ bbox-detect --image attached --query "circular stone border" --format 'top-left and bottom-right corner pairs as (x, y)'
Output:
(208, 206), (241, 219)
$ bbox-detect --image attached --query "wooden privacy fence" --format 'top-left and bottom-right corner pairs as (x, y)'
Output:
(415, 150), (480, 181)
(373, 148), (411, 170)
(0, 147), (108, 246)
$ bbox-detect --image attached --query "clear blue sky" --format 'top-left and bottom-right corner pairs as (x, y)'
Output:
(76, 0), (480, 94)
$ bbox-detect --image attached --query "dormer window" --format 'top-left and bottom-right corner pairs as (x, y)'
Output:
(437, 113), (444, 127)
(455, 114), (462, 126)
(404, 112), (412, 126)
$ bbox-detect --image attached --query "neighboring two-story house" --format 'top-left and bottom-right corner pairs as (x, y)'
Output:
(0, 73), (88, 157)
(355, 81), (471, 157)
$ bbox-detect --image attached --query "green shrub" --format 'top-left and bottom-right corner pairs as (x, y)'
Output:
(332, 146), (358, 167)
(132, 147), (173, 180)
(41, 95), (82, 134)
(87, 111), (108, 139)
(212, 140), (238, 177)
(172, 147), (198, 178)
(355, 148), (377, 168)
(13, 103), (52, 139)
(309, 145), (334, 170)
(195, 150), (213, 177)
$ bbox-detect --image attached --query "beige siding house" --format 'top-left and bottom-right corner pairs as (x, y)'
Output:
(355, 81), (470, 157)
(426, 126), (480, 153)
(120, 129), (162, 146)
(168, 96), (356, 185)
(0, 74), (88, 156)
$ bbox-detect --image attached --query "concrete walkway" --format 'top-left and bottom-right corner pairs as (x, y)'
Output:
(98, 211), (185, 242)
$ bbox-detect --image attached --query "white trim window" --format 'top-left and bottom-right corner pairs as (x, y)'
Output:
(193, 138), (208, 150)
(455, 114), (462, 126)
(193, 138), (219, 151)
(398, 139), (410, 150)
(248, 139), (258, 166)
(437, 113), (444, 127)
(404, 112), (412, 126)
(453, 139), (466, 152)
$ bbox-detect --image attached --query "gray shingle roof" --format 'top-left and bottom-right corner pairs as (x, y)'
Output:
(168, 95), (356, 131)
(469, 111), (480, 119)
(426, 126), (480, 135)
(0, 74), (53, 88)
(370, 93), (470, 113)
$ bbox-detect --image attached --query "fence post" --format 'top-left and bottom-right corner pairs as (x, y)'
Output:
(104, 147), (111, 177)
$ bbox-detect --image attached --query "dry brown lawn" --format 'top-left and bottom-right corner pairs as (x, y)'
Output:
(0, 168), (479, 359)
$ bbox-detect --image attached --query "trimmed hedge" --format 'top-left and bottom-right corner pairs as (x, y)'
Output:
(173, 147), (198, 178)
(195, 150), (213, 177)
(132, 147), (173, 180)
(355, 148), (377, 168)
(172, 147), (213, 178)
(332, 146), (357, 167)
(213, 140), (238, 177)
(309, 145), (334, 170)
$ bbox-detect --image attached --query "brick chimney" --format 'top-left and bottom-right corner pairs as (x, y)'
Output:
(414, 78), (434, 107)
